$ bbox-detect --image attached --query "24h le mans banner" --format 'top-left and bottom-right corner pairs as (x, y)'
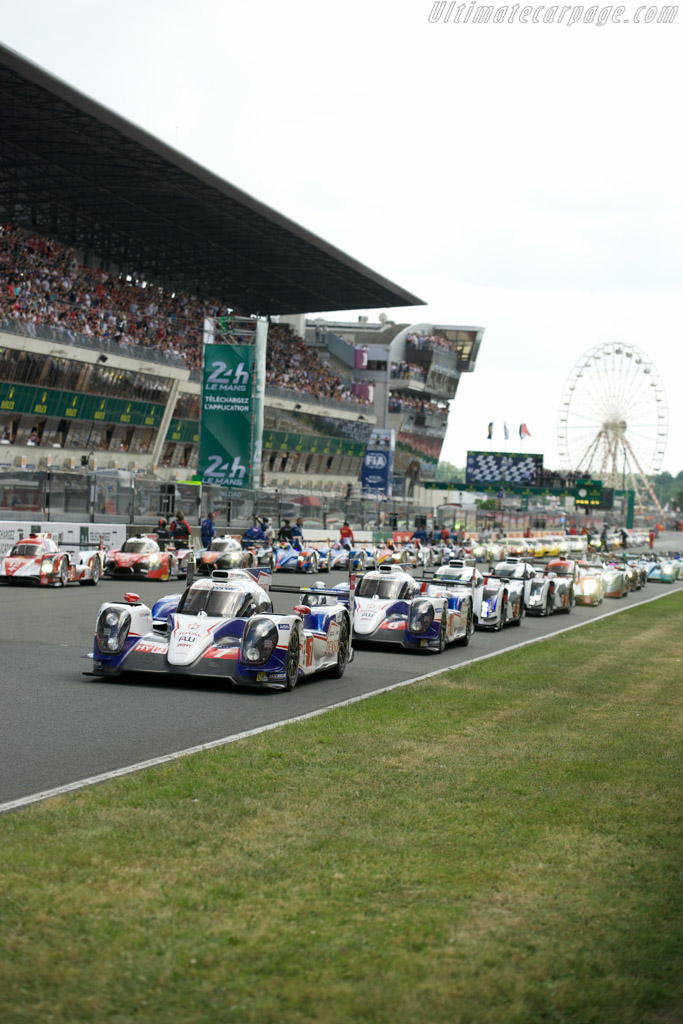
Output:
(198, 344), (254, 489)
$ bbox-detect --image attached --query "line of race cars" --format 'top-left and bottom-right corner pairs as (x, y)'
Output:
(82, 543), (683, 691)
(1, 531), (679, 693)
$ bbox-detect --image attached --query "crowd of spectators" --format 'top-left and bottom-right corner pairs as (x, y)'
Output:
(0, 225), (235, 371)
(265, 323), (370, 405)
(388, 392), (448, 417)
(0, 225), (371, 407)
(406, 331), (460, 354)
(540, 469), (581, 489)
(397, 429), (444, 460)
(390, 361), (427, 382)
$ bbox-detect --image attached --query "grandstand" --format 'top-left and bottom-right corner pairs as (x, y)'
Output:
(0, 43), (422, 488)
(285, 317), (484, 496)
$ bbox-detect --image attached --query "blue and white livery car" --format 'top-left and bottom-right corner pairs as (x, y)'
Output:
(88, 568), (351, 691)
(347, 564), (474, 652)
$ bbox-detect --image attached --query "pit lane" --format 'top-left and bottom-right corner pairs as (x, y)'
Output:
(1, 561), (682, 807)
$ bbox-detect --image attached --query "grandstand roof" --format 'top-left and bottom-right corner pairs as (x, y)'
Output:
(0, 43), (424, 315)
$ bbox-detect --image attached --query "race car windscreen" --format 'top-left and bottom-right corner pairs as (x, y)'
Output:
(178, 586), (253, 618)
(122, 539), (156, 554)
(493, 563), (525, 578)
(357, 577), (406, 600)
(10, 543), (41, 557)
(437, 569), (473, 584)
(210, 539), (240, 552)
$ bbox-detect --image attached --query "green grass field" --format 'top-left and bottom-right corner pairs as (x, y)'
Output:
(2, 595), (682, 1024)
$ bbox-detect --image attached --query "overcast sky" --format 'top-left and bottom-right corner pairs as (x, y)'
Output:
(4, 0), (682, 474)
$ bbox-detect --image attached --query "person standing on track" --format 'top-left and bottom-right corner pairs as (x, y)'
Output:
(200, 511), (216, 549)
(291, 517), (305, 551)
(170, 511), (192, 547)
(340, 521), (354, 549)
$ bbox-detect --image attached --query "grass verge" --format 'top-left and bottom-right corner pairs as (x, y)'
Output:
(1, 594), (682, 1024)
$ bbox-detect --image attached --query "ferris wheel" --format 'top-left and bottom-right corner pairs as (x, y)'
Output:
(557, 343), (668, 513)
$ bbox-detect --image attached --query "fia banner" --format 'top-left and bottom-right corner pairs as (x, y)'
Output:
(361, 428), (395, 498)
(198, 343), (254, 489)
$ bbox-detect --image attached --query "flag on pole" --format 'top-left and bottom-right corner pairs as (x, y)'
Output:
(504, 422), (510, 440)
(519, 423), (531, 439)
(486, 421), (493, 440)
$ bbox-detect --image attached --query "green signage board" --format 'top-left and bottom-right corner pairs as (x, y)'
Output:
(198, 344), (254, 488)
(0, 382), (164, 428)
(166, 419), (200, 444)
(262, 430), (366, 459)
(575, 478), (603, 507)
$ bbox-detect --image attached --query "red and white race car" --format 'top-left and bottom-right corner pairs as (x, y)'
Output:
(103, 535), (179, 581)
(0, 533), (103, 587)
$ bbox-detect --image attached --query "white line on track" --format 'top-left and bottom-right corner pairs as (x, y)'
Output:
(1, 587), (680, 815)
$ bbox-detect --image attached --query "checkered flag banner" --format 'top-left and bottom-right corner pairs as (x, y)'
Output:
(466, 450), (543, 484)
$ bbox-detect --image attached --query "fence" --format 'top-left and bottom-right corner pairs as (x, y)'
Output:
(0, 470), (451, 534)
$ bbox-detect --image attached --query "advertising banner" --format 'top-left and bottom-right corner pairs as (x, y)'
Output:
(198, 343), (254, 489)
(361, 428), (395, 498)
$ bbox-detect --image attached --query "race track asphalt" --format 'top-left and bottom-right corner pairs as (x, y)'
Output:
(2, 553), (682, 806)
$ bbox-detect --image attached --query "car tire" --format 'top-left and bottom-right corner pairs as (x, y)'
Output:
(81, 555), (101, 586)
(436, 613), (447, 653)
(457, 603), (473, 646)
(512, 598), (524, 625)
(330, 617), (350, 678)
(495, 596), (507, 631)
(284, 632), (300, 691)
(309, 553), (319, 574)
(59, 558), (68, 587)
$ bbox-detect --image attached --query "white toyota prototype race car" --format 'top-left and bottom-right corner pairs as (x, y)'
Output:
(433, 559), (525, 630)
(87, 568), (352, 690)
(0, 532), (103, 587)
(347, 564), (474, 652)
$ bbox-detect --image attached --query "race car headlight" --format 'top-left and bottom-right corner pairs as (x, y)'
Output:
(41, 559), (55, 573)
(96, 607), (131, 654)
(408, 599), (435, 634)
(148, 554), (161, 566)
(583, 580), (597, 593)
(242, 618), (279, 666)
